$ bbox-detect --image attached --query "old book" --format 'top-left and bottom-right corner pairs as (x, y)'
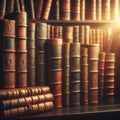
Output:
(80, 0), (85, 20)
(62, 42), (70, 107)
(36, 22), (47, 85)
(6, 0), (14, 15)
(27, 22), (36, 86)
(71, 0), (80, 21)
(19, 0), (25, 12)
(41, 0), (52, 20)
(1, 101), (54, 119)
(29, 0), (35, 20)
(96, 0), (102, 20)
(0, 86), (51, 100)
(86, 0), (96, 20)
(102, 0), (110, 20)
(80, 47), (88, 105)
(35, 0), (43, 19)
(79, 25), (85, 44)
(0, 0), (6, 20)
(60, 0), (70, 20)
(104, 53), (115, 104)
(0, 93), (54, 109)
(14, 0), (21, 12)
(46, 38), (62, 108)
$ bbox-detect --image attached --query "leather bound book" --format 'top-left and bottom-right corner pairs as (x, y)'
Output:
(86, 0), (96, 20)
(102, 0), (110, 20)
(79, 25), (85, 44)
(71, 0), (80, 21)
(1, 101), (54, 119)
(0, 19), (15, 38)
(35, 0), (43, 19)
(6, 0), (14, 15)
(41, 0), (52, 20)
(110, 0), (119, 20)
(80, 0), (85, 20)
(0, 0), (6, 20)
(96, 0), (102, 20)
(19, 0), (25, 12)
(73, 26), (79, 43)
(29, 0), (35, 20)
(14, 0), (20, 12)
(0, 93), (54, 109)
(60, 0), (70, 20)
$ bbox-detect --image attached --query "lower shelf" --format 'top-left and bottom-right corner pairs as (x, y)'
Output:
(14, 103), (120, 120)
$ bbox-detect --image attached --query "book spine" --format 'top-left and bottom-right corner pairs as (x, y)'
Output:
(98, 52), (105, 104)
(46, 38), (62, 108)
(29, 0), (35, 20)
(15, 11), (27, 88)
(55, 0), (60, 20)
(104, 53), (115, 103)
(62, 42), (70, 107)
(88, 44), (99, 105)
(27, 22), (36, 87)
(71, 0), (80, 21)
(14, 0), (21, 12)
(80, 47), (88, 105)
(41, 0), (52, 20)
(0, 93), (54, 109)
(70, 43), (80, 106)
(96, 0), (102, 20)
(102, 0), (110, 20)
(79, 26), (85, 44)
(86, 0), (96, 20)
(6, 0), (14, 15)
(0, 86), (51, 100)
(36, 22), (47, 85)
(0, 20), (16, 89)
(0, 0), (6, 20)
(63, 26), (73, 43)
(1, 101), (54, 119)
(80, 0), (85, 20)
(19, 0), (25, 12)
(36, 0), (43, 19)
(110, 0), (119, 20)
(60, 0), (70, 20)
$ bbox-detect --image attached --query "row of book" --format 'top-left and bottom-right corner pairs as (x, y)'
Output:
(26, 0), (119, 21)
(0, 86), (54, 119)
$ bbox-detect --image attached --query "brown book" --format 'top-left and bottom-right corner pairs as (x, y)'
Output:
(71, 0), (80, 21)
(80, 0), (85, 20)
(86, 0), (96, 20)
(27, 22), (36, 86)
(104, 53), (115, 104)
(96, 0), (102, 20)
(35, 0), (43, 19)
(0, 86), (51, 100)
(41, 0), (52, 20)
(14, 0), (21, 12)
(6, 0), (14, 15)
(60, 0), (70, 20)
(79, 25), (85, 44)
(0, 0), (6, 20)
(110, 0), (119, 20)
(73, 26), (79, 43)
(29, 0), (35, 20)
(19, 0), (25, 12)
(102, 0), (110, 20)
(0, 93), (54, 110)
(1, 101), (54, 119)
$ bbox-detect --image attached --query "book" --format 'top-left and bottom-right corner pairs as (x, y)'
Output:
(6, 0), (14, 15)
(14, 0), (21, 12)
(0, 86), (51, 100)
(0, 0), (6, 20)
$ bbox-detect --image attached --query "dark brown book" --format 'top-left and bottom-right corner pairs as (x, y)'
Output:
(71, 0), (80, 21)
(6, 0), (14, 15)
(60, 0), (70, 20)
(41, 0), (52, 20)
(86, 0), (96, 20)
(1, 101), (54, 119)
(14, 0), (21, 12)
(0, 0), (6, 20)
(35, 0), (43, 19)
(27, 22), (36, 86)
(0, 86), (51, 100)
(29, 0), (35, 20)
(0, 93), (54, 109)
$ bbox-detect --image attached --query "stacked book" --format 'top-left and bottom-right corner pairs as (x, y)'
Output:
(0, 86), (54, 119)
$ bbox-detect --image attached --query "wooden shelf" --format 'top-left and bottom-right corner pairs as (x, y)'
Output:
(15, 103), (120, 120)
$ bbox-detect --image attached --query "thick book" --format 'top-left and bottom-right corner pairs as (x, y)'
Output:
(1, 101), (54, 119)
(0, 86), (51, 100)
(0, 93), (54, 110)
(41, 0), (52, 20)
